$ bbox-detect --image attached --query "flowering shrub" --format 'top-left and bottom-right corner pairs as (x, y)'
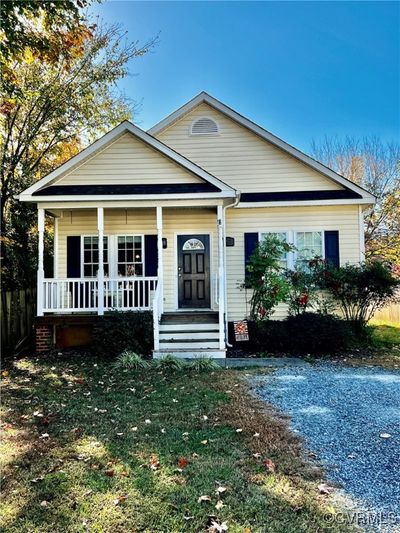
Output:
(245, 234), (294, 321)
(314, 260), (399, 328)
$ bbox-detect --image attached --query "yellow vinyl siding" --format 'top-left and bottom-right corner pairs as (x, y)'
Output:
(225, 205), (361, 321)
(56, 205), (359, 320)
(57, 207), (218, 312)
(56, 133), (201, 186)
(157, 103), (343, 193)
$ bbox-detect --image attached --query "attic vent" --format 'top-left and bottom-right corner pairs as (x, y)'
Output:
(190, 117), (219, 135)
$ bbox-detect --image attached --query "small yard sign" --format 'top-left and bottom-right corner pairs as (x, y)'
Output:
(233, 320), (249, 342)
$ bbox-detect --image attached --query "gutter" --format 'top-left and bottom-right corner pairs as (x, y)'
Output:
(223, 191), (241, 348)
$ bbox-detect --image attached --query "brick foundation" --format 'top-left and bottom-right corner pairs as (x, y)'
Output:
(36, 324), (53, 354)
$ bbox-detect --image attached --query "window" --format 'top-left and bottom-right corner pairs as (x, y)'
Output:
(82, 236), (108, 277)
(117, 235), (143, 276)
(182, 238), (205, 251)
(295, 231), (323, 269)
(260, 232), (289, 269)
(190, 117), (219, 135)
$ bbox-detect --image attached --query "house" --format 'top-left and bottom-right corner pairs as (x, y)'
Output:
(19, 92), (375, 358)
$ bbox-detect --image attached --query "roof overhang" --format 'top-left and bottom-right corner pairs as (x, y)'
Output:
(19, 120), (237, 202)
(149, 92), (376, 204)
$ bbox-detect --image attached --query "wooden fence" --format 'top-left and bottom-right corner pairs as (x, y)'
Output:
(1, 288), (36, 355)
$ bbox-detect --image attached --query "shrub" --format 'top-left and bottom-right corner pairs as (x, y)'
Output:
(245, 234), (293, 321)
(284, 313), (355, 355)
(254, 313), (355, 355)
(93, 310), (153, 358)
(315, 261), (400, 327)
(115, 350), (150, 370)
(154, 354), (186, 371)
(189, 357), (221, 373)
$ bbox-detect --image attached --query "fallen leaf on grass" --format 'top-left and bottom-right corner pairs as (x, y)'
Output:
(40, 500), (49, 507)
(112, 495), (127, 506)
(209, 520), (228, 532)
(150, 454), (160, 470)
(201, 440), (208, 445)
(215, 486), (227, 494)
(318, 483), (334, 495)
(215, 500), (224, 510)
(263, 459), (275, 473)
(198, 495), (212, 503)
(1, 370), (9, 378)
(105, 470), (114, 477)
(177, 457), (188, 469)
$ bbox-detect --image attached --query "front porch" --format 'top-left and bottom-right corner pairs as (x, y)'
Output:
(35, 202), (229, 357)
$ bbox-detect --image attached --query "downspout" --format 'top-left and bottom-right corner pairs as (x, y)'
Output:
(222, 191), (241, 348)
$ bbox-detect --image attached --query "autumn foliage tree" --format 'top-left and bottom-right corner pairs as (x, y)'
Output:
(311, 136), (400, 264)
(1, 4), (155, 288)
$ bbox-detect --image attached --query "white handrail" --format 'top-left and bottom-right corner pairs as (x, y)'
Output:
(152, 280), (163, 351)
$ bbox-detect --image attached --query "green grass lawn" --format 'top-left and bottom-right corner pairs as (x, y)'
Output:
(1, 355), (355, 533)
(370, 322), (400, 348)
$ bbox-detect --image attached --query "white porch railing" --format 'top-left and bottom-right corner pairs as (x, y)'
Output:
(41, 277), (158, 313)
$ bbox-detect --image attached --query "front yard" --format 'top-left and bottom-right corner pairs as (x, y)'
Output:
(1, 355), (354, 533)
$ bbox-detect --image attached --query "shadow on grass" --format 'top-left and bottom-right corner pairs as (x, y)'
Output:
(1, 354), (356, 532)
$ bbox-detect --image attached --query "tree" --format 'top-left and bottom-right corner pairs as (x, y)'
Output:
(310, 136), (400, 263)
(245, 235), (293, 320)
(1, 16), (155, 288)
(0, 0), (90, 66)
(313, 261), (399, 329)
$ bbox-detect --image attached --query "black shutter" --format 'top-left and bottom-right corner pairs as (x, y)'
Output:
(67, 236), (81, 278)
(324, 231), (340, 267)
(144, 235), (158, 276)
(244, 232), (259, 282)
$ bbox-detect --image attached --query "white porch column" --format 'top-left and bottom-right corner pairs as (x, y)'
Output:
(217, 205), (226, 350)
(37, 208), (45, 316)
(156, 206), (163, 314)
(97, 207), (104, 315)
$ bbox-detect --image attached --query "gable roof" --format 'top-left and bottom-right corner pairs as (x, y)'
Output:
(148, 92), (375, 203)
(19, 120), (237, 201)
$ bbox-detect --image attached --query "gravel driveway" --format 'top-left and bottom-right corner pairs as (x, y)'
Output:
(252, 362), (400, 529)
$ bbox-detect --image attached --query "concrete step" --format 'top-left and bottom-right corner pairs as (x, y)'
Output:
(159, 340), (220, 350)
(153, 348), (226, 359)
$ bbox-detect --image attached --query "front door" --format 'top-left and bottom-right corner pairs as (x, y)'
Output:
(177, 234), (210, 308)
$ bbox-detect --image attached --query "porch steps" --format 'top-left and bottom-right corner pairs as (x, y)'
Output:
(153, 312), (225, 359)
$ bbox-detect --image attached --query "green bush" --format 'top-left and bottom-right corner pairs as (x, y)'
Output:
(93, 311), (153, 358)
(189, 357), (221, 373)
(254, 313), (355, 355)
(114, 350), (150, 370)
(284, 313), (355, 354)
(154, 354), (186, 371)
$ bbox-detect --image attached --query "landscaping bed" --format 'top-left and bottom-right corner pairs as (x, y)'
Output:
(1, 355), (355, 532)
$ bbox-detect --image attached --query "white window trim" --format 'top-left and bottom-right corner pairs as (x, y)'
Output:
(81, 234), (110, 279)
(116, 234), (145, 277)
(80, 234), (146, 279)
(258, 229), (327, 269)
(190, 116), (220, 136)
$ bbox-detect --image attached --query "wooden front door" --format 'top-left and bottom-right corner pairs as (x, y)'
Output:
(177, 234), (210, 308)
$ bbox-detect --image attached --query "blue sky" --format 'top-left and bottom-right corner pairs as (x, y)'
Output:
(90, 1), (399, 152)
